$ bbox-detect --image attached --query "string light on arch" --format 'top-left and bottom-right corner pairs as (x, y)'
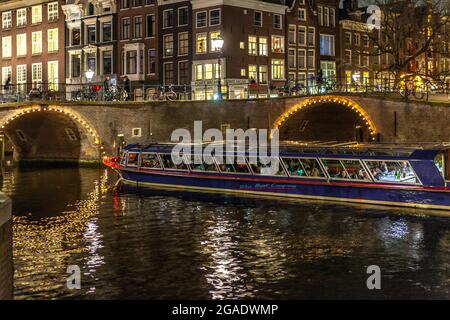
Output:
(271, 95), (378, 141)
(0, 105), (101, 145)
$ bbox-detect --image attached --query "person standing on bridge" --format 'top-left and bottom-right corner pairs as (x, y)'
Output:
(4, 75), (11, 93)
(123, 76), (131, 100)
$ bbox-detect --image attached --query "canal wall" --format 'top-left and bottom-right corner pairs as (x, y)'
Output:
(0, 193), (13, 300)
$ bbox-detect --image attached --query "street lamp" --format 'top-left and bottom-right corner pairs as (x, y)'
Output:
(85, 69), (95, 83)
(212, 35), (224, 100)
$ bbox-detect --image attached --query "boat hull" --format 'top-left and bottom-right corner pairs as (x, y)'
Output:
(116, 168), (450, 211)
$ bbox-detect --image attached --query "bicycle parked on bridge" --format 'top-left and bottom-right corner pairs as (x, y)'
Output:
(151, 85), (178, 101)
(28, 86), (60, 101)
(73, 84), (102, 101)
(104, 85), (128, 101)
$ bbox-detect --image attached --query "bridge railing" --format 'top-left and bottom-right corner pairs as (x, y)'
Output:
(0, 79), (449, 103)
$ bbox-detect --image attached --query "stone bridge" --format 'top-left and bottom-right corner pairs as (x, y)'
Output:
(1, 94), (449, 162)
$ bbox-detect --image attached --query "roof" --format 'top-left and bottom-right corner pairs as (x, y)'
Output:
(123, 141), (449, 160)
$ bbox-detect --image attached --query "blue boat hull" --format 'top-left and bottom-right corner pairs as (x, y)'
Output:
(118, 169), (450, 210)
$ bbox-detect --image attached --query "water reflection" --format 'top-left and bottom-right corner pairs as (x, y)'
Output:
(1, 168), (449, 299)
(1, 168), (108, 299)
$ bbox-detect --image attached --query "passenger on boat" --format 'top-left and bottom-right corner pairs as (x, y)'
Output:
(373, 168), (383, 180)
(310, 166), (320, 177)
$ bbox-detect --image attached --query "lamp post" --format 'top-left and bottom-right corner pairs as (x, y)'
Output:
(212, 35), (224, 100)
(85, 69), (94, 83)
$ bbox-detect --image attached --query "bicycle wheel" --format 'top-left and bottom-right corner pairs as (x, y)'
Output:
(413, 90), (425, 100)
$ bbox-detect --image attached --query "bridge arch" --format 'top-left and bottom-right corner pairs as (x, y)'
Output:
(272, 95), (378, 142)
(0, 105), (102, 162)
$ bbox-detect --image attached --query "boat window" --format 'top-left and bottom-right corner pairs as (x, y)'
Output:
(282, 158), (306, 176)
(340, 159), (371, 181)
(434, 152), (445, 178)
(140, 153), (161, 169)
(127, 152), (139, 167)
(159, 154), (189, 170)
(301, 158), (326, 177)
(216, 156), (251, 174)
(248, 156), (286, 176)
(188, 154), (218, 172)
(320, 159), (348, 179)
(282, 158), (325, 178)
(364, 160), (419, 184)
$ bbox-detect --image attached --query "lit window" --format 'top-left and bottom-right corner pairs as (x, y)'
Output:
(16, 64), (27, 89)
(47, 61), (58, 91)
(32, 5), (42, 24)
(196, 33), (207, 53)
(163, 34), (173, 57)
(48, 2), (59, 22)
(178, 32), (189, 56)
(239, 42), (245, 49)
(195, 64), (203, 80)
(320, 34), (335, 56)
(210, 31), (222, 52)
(248, 36), (257, 55)
(2, 66), (12, 87)
(248, 65), (257, 82)
(271, 35), (284, 53)
(258, 37), (268, 56)
(240, 68), (246, 77)
(48, 29), (58, 52)
(271, 59), (284, 80)
(17, 9), (27, 27)
(32, 31), (42, 54)
(2, 36), (12, 58)
(17, 34), (27, 56)
(258, 65), (268, 84)
(32, 63), (42, 85)
(2, 12), (12, 29)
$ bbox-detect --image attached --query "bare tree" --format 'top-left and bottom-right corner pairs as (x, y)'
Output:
(366, 0), (450, 87)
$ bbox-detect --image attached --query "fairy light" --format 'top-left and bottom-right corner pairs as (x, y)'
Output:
(0, 104), (102, 145)
(271, 95), (378, 140)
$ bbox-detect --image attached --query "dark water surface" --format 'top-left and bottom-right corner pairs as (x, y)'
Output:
(1, 167), (449, 299)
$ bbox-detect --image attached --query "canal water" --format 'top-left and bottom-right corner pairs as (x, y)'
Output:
(1, 167), (449, 299)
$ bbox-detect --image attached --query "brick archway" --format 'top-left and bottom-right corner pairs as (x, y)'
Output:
(272, 95), (378, 142)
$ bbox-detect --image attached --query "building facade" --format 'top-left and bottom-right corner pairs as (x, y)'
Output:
(62, 0), (118, 86)
(0, 0), (65, 92)
(191, 0), (287, 100)
(158, 0), (192, 91)
(118, 0), (158, 86)
(286, 0), (340, 92)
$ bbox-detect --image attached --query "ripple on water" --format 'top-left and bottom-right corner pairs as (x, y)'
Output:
(1, 167), (449, 299)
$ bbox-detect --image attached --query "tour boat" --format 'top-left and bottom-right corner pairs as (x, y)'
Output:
(103, 141), (450, 211)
